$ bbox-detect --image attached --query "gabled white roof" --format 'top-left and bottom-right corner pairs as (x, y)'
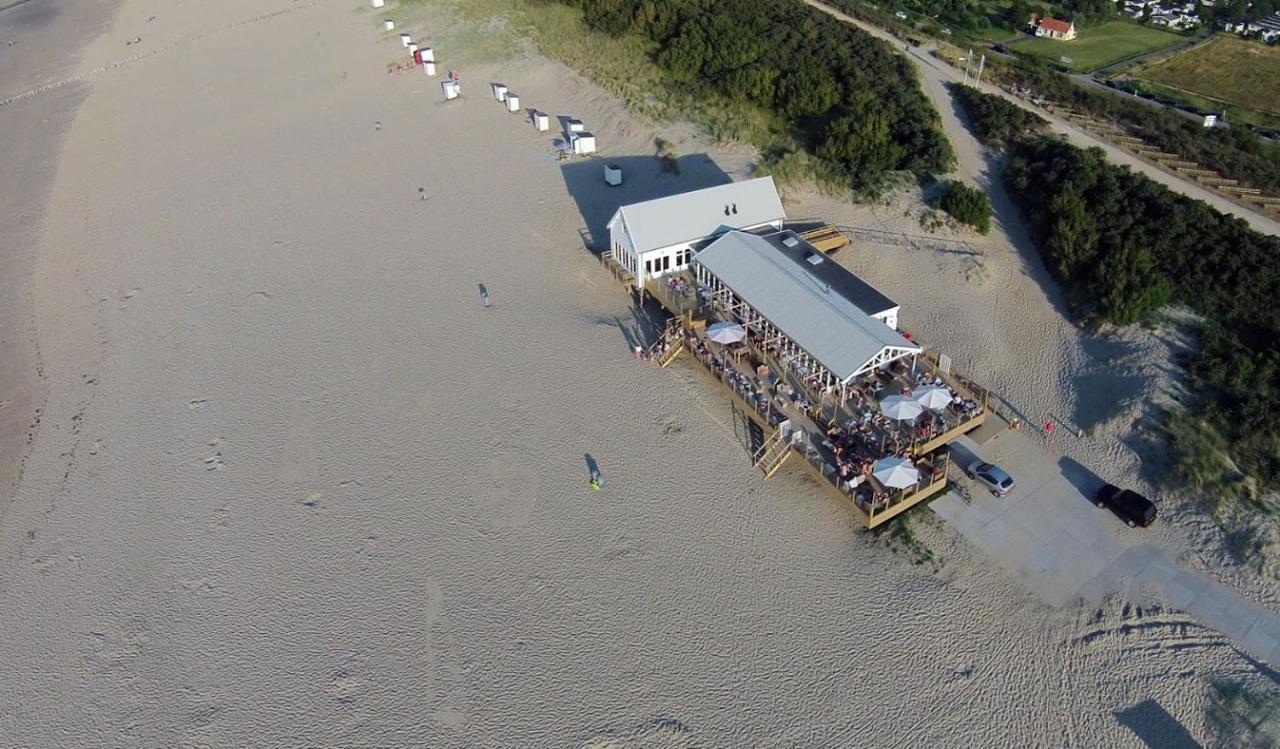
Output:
(613, 177), (785, 254)
(695, 231), (919, 383)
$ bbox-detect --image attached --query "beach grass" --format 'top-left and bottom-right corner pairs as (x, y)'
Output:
(1011, 21), (1183, 73)
(1136, 35), (1280, 119)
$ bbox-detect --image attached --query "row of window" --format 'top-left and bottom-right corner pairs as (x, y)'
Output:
(612, 243), (695, 279)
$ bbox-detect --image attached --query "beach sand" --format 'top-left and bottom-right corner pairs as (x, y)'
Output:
(0, 0), (1275, 745)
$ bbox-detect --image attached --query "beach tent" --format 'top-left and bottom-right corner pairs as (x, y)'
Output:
(912, 384), (952, 411)
(873, 457), (920, 489)
(880, 395), (923, 421)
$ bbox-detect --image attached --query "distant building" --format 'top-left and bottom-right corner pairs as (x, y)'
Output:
(606, 177), (785, 290)
(1034, 17), (1078, 40)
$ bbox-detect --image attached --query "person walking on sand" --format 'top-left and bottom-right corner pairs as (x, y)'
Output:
(589, 466), (603, 491)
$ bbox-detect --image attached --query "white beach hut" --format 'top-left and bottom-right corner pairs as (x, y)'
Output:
(371, 0), (385, 7)
(419, 46), (435, 62)
(399, 32), (412, 48)
(407, 42), (418, 56)
(506, 94), (521, 112)
(423, 60), (437, 76)
(492, 83), (508, 102)
(533, 111), (550, 131)
(384, 18), (395, 31)
(566, 118), (585, 134)
(442, 79), (460, 100)
(571, 132), (597, 155)
(604, 163), (623, 186)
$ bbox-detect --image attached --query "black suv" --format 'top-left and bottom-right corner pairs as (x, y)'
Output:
(1095, 484), (1156, 528)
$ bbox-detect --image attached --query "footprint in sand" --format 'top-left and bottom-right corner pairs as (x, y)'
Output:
(326, 669), (365, 704)
(472, 458), (541, 530)
(188, 398), (211, 411)
(279, 400), (319, 484)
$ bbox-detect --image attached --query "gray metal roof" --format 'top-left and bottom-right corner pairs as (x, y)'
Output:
(759, 230), (898, 317)
(617, 177), (785, 254)
(694, 231), (919, 382)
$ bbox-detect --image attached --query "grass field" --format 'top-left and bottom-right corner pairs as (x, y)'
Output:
(1013, 20), (1185, 72)
(1137, 35), (1280, 117)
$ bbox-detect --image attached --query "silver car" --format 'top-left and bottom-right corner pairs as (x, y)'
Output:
(967, 460), (1014, 496)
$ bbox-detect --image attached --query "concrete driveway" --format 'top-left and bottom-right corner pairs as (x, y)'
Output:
(932, 431), (1280, 669)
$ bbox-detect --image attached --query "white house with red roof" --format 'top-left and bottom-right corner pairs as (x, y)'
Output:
(1034, 17), (1078, 40)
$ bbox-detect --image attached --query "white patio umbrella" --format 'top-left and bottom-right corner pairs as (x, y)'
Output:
(873, 457), (920, 489)
(880, 395), (924, 421)
(706, 321), (747, 344)
(912, 384), (953, 411)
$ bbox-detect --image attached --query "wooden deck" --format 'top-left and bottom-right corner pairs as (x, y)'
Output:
(614, 267), (991, 530)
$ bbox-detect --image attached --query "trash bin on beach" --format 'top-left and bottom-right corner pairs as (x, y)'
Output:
(604, 163), (622, 186)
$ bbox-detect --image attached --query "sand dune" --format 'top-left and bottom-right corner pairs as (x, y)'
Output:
(0, 0), (1275, 745)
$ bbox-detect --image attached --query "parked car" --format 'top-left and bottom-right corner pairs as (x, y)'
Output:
(1095, 484), (1157, 528)
(966, 461), (1015, 496)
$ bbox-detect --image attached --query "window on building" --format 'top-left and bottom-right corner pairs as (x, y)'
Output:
(662, 255), (670, 271)
(645, 259), (652, 275)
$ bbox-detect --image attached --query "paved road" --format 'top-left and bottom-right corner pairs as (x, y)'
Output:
(933, 432), (1280, 669)
(802, 0), (1280, 236)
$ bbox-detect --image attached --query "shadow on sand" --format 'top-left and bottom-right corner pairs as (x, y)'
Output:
(1114, 699), (1201, 749)
(558, 151), (732, 254)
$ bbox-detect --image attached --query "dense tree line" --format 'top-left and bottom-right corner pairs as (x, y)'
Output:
(559, 0), (953, 189)
(1003, 135), (1280, 487)
(949, 83), (1048, 146)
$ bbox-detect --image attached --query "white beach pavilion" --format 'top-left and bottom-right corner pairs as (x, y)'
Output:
(692, 229), (920, 398)
(606, 177), (785, 290)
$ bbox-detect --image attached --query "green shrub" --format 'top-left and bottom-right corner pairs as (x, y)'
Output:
(937, 181), (992, 234)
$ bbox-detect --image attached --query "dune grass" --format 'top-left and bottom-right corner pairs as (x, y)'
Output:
(1138, 35), (1280, 118)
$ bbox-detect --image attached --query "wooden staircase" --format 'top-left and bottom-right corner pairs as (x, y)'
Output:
(752, 426), (793, 479)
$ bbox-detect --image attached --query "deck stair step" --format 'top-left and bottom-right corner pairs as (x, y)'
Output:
(753, 427), (793, 478)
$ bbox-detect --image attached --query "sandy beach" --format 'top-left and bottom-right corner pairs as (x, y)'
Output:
(1, 0), (1276, 745)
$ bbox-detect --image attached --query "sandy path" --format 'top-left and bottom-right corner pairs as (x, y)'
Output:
(802, 0), (1280, 237)
(0, 0), (1272, 745)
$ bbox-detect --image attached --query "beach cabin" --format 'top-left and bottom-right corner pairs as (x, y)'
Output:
(442, 79), (460, 100)
(606, 177), (786, 290)
(566, 118), (585, 134)
(371, 0), (385, 7)
(384, 19), (395, 31)
(534, 112), (550, 131)
(571, 132), (596, 155)
(423, 61), (437, 76)
(399, 32), (412, 48)
(492, 83), (508, 102)
(506, 94), (521, 112)
(693, 229), (919, 394)
(408, 43), (418, 56)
